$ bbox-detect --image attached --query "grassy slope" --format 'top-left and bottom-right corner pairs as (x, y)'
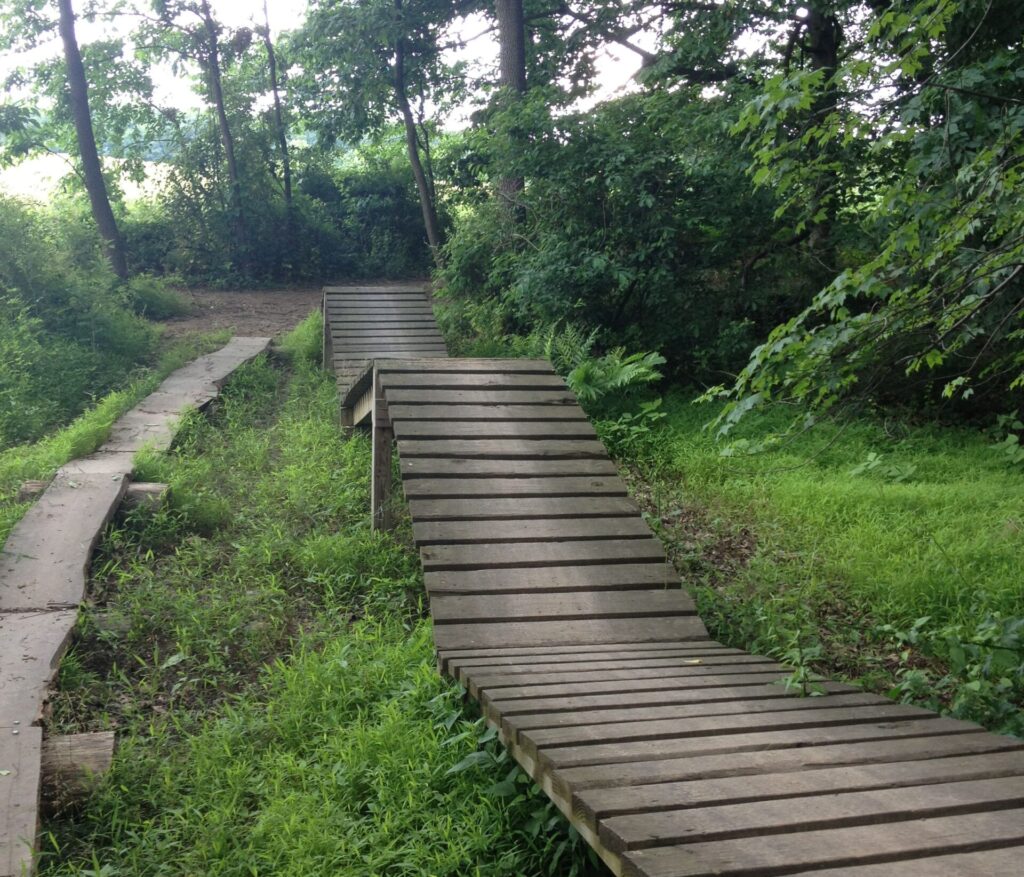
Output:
(631, 392), (1024, 735)
(0, 331), (231, 546)
(42, 315), (596, 877)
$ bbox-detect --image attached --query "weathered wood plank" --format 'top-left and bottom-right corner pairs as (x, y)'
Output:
(40, 731), (116, 805)
(619, 808), (1024, 877)
(383, 373), (565, 390)
(0, 609), (77, 725)
(0, 725), (41, 877)
(505, 690), (888, 747)
(389, 404), (588, 422)
(425, 563), (679, 595)
(448, 645), (746, 674)
(378, 358), (551, 372)
(487, 680), (863, 720)
(395, 421), (598, 440)
(437, 639), (724, 667)
(789, 846), (1024, 876)
(433, 617), (709, 651)
(402, 458), (619, 478)
(481, 668), (789, 705)
(608, 777), (1024, 856)
(432, 589), (696, 624)
(414, 516), (652, 545)
(409, 495), (638, 521)
(552, 731), (1024, 797)
(537, 718), (976, 773)
(518, 702), (932, 761)
(574, 750), (1024, 830)
(420, 538), (667, 571)
(403, 475), (627, 498)
(387, 389), (576, 405)
(0, 474), (128, 610)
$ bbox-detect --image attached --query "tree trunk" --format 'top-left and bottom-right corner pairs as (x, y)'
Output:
(495, 0), (526, 209)
(262, 2), (291, 211)
(200, 0), (247, 271)
(804, 5), (841, 265)
(57, 0), (127, 279)
(261, 1), (292, 275)
(392, 19), (443, 266)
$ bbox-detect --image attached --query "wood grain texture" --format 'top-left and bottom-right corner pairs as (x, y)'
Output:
(431, 589), (696, 623)
(620, 808), (1024, 877)
(0, 725), (41, 877)
(433, 617), (709, 651)
(414, 516), (652, 545)
(424, 562), (678, 595)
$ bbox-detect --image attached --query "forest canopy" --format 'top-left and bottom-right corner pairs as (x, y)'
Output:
(1, 0), (1022, 438)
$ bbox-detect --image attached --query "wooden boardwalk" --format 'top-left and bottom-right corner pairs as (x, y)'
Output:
(325, 285), (1024, 876)
(1, 338), (270, 877)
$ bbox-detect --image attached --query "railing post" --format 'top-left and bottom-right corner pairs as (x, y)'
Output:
(322, 289), (332, 370)
(370, 364), (394, 531)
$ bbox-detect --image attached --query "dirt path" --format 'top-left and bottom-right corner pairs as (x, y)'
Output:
(161, 288), (323, 339)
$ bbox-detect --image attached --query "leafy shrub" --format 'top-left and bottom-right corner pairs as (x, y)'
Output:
(125, 275), (192, 320)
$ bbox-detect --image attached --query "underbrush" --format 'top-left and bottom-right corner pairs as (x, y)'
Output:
(41, 314), (596, 877)
(0, 195), (193, 448)
(632, 393), (1024, 736)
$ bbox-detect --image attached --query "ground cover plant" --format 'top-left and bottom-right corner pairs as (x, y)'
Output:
(40, 314), (597, 877)
(623, 394), (1024, 737)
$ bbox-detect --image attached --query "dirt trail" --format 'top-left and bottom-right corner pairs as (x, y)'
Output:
(161, 288), (323, 339)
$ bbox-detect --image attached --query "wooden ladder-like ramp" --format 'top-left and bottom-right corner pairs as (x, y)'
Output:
(325, 285), (1024, 877)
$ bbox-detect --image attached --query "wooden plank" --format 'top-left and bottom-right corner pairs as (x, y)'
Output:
(414, 516), (653, 545)
(0, 725), (41, 877)
(0, 610), (77, 725)
(0, 473), (128, 610)
(619, 808), (1024, 877)
(472, 663), (783, 702)
(396, 420), (597, 440)
(383, 373), (565, 390)
(332, 329), (445, 338)
(480, 668), (789, 704)
(438, 640), (726, 665)
(537, 718), (978, 773)
(607, 777), (1024, 855)
(425, 563), (679, 595)
(409, 495), (638, 521)
(487, 677), (855, 715)
(387, 389), (576, 405)
(431, 589), (696, 623)
(518, 702), (932, 761)
(552, 731), (1024, 797)
(378, 358), (551, 372)
(40, 731), (116, 804)
(574, 750), (1024, 830)
(433, 617), (709, 651)
(400, 439), (608, 459)
(402, 458), (619, 478)
(403, 475), (627, 498)
(389, 404), (588, 422)
(789, 846), (1024, 876)
(420, 538), (667, 571)
(448, 645), (746, 673)
(502, 689), (884, 739)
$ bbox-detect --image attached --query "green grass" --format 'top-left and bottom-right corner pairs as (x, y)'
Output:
(0, 331), (231, 546)
(632, 392), (1024, 735)
(41, 314), (597, 877)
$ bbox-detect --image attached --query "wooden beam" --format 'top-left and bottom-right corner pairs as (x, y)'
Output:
(40, 732), (116, 811)
(371, 366), (395, 532)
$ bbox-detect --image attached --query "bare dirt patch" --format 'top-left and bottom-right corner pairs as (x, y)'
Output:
(161, 288), (323, 339)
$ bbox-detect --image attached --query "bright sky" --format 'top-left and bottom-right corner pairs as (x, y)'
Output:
(0, 1), (650, 198)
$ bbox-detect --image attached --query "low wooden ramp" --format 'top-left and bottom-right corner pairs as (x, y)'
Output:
(322, 284), (447, 404)
(1, 337), (270, 877)
(322, 288), (1024, 875)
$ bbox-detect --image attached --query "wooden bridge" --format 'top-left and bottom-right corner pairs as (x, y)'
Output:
(325, 284), (1024, 877)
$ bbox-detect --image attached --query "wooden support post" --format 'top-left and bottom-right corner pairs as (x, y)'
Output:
(370, 365), (394, 532)
(340, 405), (354, 434)
(322, 289), (332, 370)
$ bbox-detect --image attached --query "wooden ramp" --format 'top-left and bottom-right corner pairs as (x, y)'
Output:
(323, 290), (1024, 876)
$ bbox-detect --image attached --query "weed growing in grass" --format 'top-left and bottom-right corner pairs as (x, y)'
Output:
(631, 392), (1024, 734)
(42, 313), (597, 876)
